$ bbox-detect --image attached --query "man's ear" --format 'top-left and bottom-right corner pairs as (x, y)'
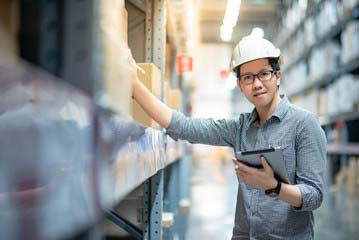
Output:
(276, 71), (281, 87)
(237, 79), (243, 91)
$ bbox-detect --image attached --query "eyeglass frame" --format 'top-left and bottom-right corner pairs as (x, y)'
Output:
(238, 70), (278, 85)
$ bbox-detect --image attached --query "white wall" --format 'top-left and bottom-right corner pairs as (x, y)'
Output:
(192, 43), (233, 119)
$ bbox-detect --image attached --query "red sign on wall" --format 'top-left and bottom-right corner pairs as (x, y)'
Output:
(176, 54), (192, 74)
(219, 69), (229, 80)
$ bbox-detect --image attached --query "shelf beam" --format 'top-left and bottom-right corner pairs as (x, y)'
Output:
(319, 111), (359, 126)
(288, 57), (359, 98)
(284, 4), (359, 72)
(327, 143), (359, 155)
(106, 210), (143, 240)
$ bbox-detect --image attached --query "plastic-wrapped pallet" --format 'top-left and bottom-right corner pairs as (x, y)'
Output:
(327, 83), (338, 115)
(309, 41), (340, 81)
(291, 96), (304, 110)
(341, 20), (359, 64)
(341, 0), (359, 16)
(287, 0), (306, 32)
(295, 30), (305, 59)
(336, 75), (355, 113)
(318, 89), (328, 116)
(316, 0), (338, 38)
(306, 90), (319, 115)
(282, 48), (290, 70)
(283, 30), (306, 65)
(304, 17), (316, 49)
(284, 61), (307, 94)
(354, 76), (359, 108)
(327, 74), (358, 115)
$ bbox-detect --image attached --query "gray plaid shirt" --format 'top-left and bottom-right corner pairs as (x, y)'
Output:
(166, 96), (327, 239)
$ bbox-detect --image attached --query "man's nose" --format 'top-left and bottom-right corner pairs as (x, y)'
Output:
(252, 76), (263, 89)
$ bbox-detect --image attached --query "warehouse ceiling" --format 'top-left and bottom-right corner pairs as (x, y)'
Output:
(198, 0), (282, 44)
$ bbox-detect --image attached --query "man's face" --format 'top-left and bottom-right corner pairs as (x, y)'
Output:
(237, 58), (281, 108)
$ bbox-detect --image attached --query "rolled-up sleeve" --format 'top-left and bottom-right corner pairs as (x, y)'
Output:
(166, 110), (241, 147)
(294, 113), (327, 211)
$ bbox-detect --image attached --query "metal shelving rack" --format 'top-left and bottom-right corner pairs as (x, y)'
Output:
(277, 1), (359, 194)
(0, 0), (190, 239)
(288, 57), (359, 98)
(274, 4), (359, 239)
(283, 4), (359, 74)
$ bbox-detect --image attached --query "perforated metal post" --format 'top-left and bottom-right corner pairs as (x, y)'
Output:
(178, 154), (191, 240)
(19, 0), (62, 76)
(163, 162), (179, 239)
(62, 0), (102, 96)
(142, 1), (166, 239)
(145, 0), (153, 63)
(152, 0), (166, 102)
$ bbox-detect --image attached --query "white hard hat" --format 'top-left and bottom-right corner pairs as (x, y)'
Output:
(230, 35), (280, 74)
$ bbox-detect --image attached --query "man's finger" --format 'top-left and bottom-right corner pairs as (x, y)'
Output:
(260, 156), (268, 167)
(236, 160), (255, 173)
(261, 156), (274, 174)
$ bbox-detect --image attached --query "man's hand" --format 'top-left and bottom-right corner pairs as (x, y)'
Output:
(126, 48), (173, 128)
(234, 156), (277, 190)
(127, 49), (140, 94)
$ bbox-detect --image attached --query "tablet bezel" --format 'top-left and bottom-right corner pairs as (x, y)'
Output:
(235, 148), (290, 184)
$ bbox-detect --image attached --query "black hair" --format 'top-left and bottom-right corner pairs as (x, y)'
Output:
(235, 57), (281, 79)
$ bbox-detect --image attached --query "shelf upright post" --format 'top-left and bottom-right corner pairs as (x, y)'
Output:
(177, 154), (191, 240)
(143, 0), (166, 239)
(340, 122), (349, 168)
(19, 0), (62, 76)
(163, 161), (179, 239)
(61, 0), (102, 97)
(145, 0), (153, 64)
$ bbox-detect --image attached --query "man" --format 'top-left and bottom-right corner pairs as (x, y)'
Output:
(131, 34), (326, 239)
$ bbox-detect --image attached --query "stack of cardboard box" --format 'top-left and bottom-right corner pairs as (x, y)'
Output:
(0, 0), (18, 62)
(131, 63), (162, 128)
(100, 0), (131, 116)
(169, 89), (182, 111)
(344, 157), (359, 197)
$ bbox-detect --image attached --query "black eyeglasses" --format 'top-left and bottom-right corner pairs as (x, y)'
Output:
(239, 70), (276, 85)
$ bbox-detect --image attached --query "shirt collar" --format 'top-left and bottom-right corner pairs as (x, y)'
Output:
(272, 95), (290, 121)
(249, 108), (259, 125)
(248, 95), (290, 125)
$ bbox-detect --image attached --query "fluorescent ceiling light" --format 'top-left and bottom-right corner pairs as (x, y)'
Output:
(220, 0), (242, 42)
(220, 25), (233, 42)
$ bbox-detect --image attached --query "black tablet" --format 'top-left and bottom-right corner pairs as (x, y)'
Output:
(235, 148), (290, 184)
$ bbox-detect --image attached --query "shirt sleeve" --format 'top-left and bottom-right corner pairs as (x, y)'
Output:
(293, 113), (327, 211)
(166, 110), (241, 147)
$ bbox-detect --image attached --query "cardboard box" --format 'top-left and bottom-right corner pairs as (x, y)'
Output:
(318, 89), (328, 116)
(131, 100), (160, 129)
(169, 89), (182, 111)
(132, 63), (162, 128)
(0, 0), (18, 61)
(165, 43), (171, 83)
(344, 158), (359, 197)
(100, 0), (127, 44)
(164, 81), (170, 104)
(136, 63), (161, 97)
(101, 0), (130, 115)
(123, 8), (128, 44)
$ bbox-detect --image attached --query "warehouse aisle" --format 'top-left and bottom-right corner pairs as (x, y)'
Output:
(187, 158), (237, 239)
(188, 158), (359, 240)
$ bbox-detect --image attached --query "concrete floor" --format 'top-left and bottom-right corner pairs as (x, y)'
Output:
(187, 158), (359, 240)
